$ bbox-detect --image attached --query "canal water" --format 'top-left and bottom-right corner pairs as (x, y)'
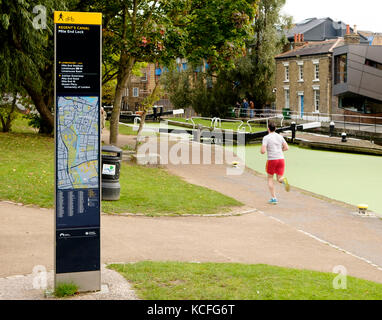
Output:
(237, 144), (381, 215)
(138, 122), (381, 214)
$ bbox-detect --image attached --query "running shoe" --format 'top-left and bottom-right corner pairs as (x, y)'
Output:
(268, 198), (278, 205)
(283, 177), (290, 192)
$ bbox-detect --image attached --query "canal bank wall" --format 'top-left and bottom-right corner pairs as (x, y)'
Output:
(280, 120), (382, 146)
(166, 119), (382, 156)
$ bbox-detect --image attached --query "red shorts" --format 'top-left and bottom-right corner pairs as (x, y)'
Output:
(266, 159), (285, 176)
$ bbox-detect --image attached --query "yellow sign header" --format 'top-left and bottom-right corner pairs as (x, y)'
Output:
(54, 11), (102, 25)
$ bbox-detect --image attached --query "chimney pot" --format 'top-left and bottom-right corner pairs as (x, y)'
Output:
(354, 25), (358, 34)
(346, 25), (350, 35)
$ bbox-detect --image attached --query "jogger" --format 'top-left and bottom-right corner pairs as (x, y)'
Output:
(261, 122), (290, 204)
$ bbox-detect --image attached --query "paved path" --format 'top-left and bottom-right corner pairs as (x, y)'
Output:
(1, 130), (382, 286)
(2, 200), (382, 284)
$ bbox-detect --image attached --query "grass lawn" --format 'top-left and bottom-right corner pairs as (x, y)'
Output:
(0, 132), (54, 207)
(11, 116), (38, 134)
(0, 130), (241, 215)
(105, 121), (138, 136)
(103, 163), (241, 215)
(109, 261), (382, 300)
(167, 117), (267, 133)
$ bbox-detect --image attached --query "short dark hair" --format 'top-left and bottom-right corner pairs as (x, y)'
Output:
(268, 122), (276, 132)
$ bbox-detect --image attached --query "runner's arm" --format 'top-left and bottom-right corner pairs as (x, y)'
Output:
(282, 142), (289, 152)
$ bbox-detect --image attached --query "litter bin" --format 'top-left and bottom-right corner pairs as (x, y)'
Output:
(101, 145), (122, 201)
(282, 108), (291, 120)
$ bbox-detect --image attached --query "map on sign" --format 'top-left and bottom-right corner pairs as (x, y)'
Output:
(57, 96), (99, 190)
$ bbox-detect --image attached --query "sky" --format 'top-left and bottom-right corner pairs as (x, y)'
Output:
(282, 0), (382, 33)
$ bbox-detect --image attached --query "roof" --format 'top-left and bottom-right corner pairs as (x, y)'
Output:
(285, 17), (368, 43)
(285, 18), (331, 39)
(275, 39), (343, 59)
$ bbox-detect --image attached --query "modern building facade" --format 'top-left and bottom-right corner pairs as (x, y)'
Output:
(332, 44), (382, 123)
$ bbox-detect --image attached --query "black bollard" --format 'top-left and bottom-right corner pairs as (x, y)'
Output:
(291, 122), (296, 143)
(329, 121), (335, 137)
(341, 132), (347, 143)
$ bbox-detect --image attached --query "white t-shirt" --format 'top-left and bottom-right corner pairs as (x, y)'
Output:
(262, 132), (286, 160)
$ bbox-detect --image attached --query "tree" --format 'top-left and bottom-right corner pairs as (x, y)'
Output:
(161, 68), (193, 111)
(0, 0), (69, 134)
(163, 0), (291, 116)
(233, 0), (291, 109)
(162, 67), (238, 117)
(134, 81), (163, 151)
(0, 93), (18, 132)
(94, 0), (258, 145)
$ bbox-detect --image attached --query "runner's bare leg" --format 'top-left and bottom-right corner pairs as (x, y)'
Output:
(268, 174), (276, 199)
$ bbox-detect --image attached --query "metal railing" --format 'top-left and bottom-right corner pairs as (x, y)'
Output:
(186, 116), (284, 133)
(173, 108), (382, 134)
(228, 108), (382, 134)
(189, 117), (244, 131)
(247, 115), (284, 131)
(134, 117), (141, 126)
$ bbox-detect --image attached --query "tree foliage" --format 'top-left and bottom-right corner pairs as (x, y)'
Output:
(1, 0), (258, 137)
(232, 0), (291, 108)
(0, 93), (18, 132)
(163, 0), (291, 116)
(0, 0), (69, 134)
(90, 0), (258, 144)
(162, 68), (238, 117)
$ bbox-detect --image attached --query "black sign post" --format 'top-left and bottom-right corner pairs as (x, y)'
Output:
(54, 11), (102, 292)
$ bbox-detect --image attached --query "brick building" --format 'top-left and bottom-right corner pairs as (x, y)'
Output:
(120, 63), (174, 113)
(119, 59), (204, 117)
(120, 63), (157, 113)
(275, 38), (343, 119)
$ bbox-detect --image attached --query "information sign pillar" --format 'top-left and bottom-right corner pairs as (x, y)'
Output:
(54, 11), (102, 292)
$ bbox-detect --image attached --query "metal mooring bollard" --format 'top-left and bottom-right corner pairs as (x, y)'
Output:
(329, 121), (335, 137)
(358, 204), (368, 215)
(341, 132), (347, 143)
(193, 126), (201, 142)
(291, 122), (296, 143)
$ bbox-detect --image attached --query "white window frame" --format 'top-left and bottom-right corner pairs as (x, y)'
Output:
(282, 62), (290, 82)
(314, 89), (320, 113)
(313, 60), (320, 81)
(298, 64), (304, 82)
(133, 87), (139, 97)
(285, 65), (290, 82)
(284, 89), (290, 108)
(141, 72), (148, 82)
